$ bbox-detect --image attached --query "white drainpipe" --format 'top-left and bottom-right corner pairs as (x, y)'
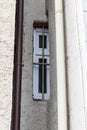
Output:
(55, 0), (67, 130)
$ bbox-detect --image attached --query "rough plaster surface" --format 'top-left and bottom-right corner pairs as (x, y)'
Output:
(48, 0), (58, 130)
(0, 0), (15, 130)
(21, 0), (49, 130)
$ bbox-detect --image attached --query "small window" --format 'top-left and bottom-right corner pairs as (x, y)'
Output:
(33, 28), (50, 100)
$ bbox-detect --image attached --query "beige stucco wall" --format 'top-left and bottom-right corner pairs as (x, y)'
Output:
(0, 0), (15, 130)
(21, 0), (49, 130)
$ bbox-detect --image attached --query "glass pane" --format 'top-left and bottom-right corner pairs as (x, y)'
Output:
(38, 59), (42, 93)
(39, 35), (47, 48)
(44, 59), (47, 93)
(44, 35), (47, 48)
(39, 35), (42, 48)
(38, 59), (47, 93)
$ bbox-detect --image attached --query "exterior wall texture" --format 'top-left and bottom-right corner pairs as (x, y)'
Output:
(1, 0), (87, 130)
(48, 0), (58, 130)
(20, 1), (49, 130)
(0, 0), (15, 130)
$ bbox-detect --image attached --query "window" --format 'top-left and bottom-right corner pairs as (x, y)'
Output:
(33, 28), (50, 100)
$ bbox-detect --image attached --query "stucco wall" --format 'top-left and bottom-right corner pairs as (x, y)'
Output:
(0, 0), (15, 130)
(48, 0), (58, 130)
(20, 1), (49, 130)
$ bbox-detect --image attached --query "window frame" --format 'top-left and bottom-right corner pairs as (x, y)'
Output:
(33, 28), (50, 100)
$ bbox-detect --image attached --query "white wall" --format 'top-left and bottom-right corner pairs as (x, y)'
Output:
(82, 0), (87, 127)
(0, 1), (16, 130)
(64, 0), (87, 129)
(83, 0), (87, 42)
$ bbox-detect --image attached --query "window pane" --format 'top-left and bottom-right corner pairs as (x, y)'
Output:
(39, 35), (42, 48)
(39, 35), (47, 48)
(44, 59), (47, 93)
(38, 59), (47, 93)
(38, 59), (42, 93)
(44, 36), (47, 48)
